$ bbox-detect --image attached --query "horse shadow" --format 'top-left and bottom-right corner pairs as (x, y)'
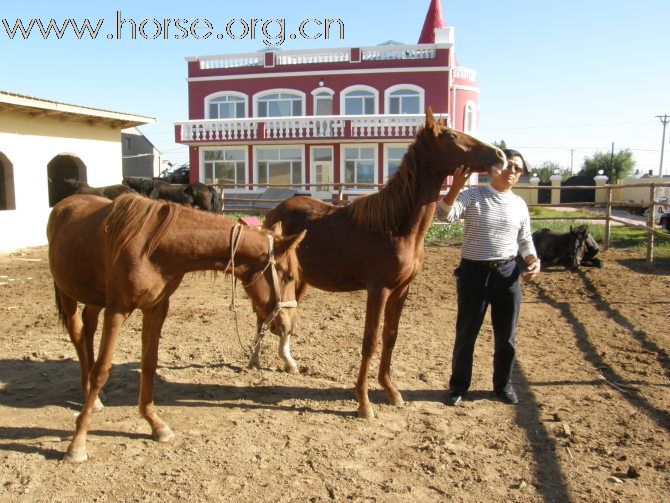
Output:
(615, 257), (670, 276)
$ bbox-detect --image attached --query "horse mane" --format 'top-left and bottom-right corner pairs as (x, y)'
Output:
(341, 128), (427, 234)
(104, 194), (181, 264)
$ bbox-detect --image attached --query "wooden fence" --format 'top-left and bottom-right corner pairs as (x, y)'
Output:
(215, 181), (670, 267)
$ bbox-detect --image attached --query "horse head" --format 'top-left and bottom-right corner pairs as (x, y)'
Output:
(569, 225), (590, 269)
(420, 108), (507, 178)
(240, 222), (306, 338)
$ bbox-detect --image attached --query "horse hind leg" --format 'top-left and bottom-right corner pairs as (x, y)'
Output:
(378, 284), (411, 407)
(81, 305), (104, 412)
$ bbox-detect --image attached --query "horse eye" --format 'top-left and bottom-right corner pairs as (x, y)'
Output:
(447, 132), (457, 140)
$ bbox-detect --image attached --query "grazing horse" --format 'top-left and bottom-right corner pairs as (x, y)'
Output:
(122, 176), (222, 212)
(532, 224), (589, 269)
(262, 110), (506, 418)
(47, 193), (305, 463)
(61, 178), (136, 200)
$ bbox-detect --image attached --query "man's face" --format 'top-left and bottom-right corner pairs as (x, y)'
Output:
(491, 155), (524, 188)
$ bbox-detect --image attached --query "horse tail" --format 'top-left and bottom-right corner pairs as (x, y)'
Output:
(53, 283), (67, 330)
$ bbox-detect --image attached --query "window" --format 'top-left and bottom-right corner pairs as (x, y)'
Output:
(257, 92), (303, 117)
(256, 147), (303, 186)
(464, 101), (476, 133)
(203, 148), (246, 186)
(208, 94), (246, 119)
(313, 90), (333, 115)
(341, 86), (379, 115)
(385, 145), (408, 180)
(343, 146), (376, 189)
(388, 89), (420, 114)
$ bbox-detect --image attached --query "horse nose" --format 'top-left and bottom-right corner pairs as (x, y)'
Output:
(270, 309), (299, 336)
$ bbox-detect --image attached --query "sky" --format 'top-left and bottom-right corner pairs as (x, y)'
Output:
(2, 0), (669, 176)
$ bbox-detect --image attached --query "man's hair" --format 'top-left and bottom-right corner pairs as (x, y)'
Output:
(503, 148), (530, 175)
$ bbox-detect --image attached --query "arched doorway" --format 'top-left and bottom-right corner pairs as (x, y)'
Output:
(47, 154), (87, 206)
(0, 152), (16, 211)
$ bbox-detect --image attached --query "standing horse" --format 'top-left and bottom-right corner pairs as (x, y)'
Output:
(47, 193), (305, 463)
(61, 178), (136, 200)
(122, 177), (222, 212)
(532, 225), (589, 269)
(262, 110), (506, 418)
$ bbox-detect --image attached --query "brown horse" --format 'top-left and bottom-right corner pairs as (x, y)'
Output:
(47, 193), (305, 463)
(263, 110), (506, 418)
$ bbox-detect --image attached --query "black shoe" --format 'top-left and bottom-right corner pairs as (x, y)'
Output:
(446, 390), (463, 406)
(494, 388), (519, 404)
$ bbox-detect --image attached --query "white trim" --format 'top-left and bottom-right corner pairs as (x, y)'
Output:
(340, 85), (379, 115)
(453, 85), (481, 94)
(383, 84), (424, 115)
(311, 87), (335, 116)
(383, 143), (411, 181)
(253, 144), (305, 186)
(252, 89), (306, 118)
(203, 91), (249, 119)
(340, 143), (378, 191)
(310, 87), (335, 96)
(189, 67), (451, 83)
(463, 101), (477, 134)
(200, 145), (248, 185)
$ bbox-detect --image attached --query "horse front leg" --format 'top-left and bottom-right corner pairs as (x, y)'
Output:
(81, 305), (104, 412)
(138, 299), (174, 443)
(355, 287), (390, 419)
(247, 319), (265, 370)
(277, 331), (298, 374)
(65, 308), (128, 464)
(378, 284), (411, 407)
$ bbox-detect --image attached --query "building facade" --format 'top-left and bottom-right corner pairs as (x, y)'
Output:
(122, 127), (162, 178)
(0, 91), (154, 252)
(175, 1), (481, 201)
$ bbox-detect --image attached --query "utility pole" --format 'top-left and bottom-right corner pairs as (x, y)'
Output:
(610, 142), (615, 182)
(570, 149), (574, 172)
(657, 114), (669, 177)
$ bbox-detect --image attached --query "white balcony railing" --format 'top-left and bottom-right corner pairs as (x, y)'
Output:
(177, 113), (451, 142)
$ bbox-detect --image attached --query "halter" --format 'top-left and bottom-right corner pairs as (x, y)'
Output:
(225, 224), (297, 354)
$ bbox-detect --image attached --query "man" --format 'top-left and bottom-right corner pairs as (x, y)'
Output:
(437, 149), (541, 406)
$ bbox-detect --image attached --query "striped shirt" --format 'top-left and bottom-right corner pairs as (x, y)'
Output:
(437, 186), (536, 261)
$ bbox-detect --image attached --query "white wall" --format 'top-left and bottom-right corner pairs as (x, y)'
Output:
(0, 110), (122, 252)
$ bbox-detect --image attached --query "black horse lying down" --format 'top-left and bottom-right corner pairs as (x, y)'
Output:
(532, 225), (594, 270)
(61, 178), (136, 200)
(122, 177), (222, 213)
(581, 233), (602, 267)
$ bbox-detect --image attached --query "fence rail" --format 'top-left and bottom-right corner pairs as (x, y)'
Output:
(215, 181), (670, 267)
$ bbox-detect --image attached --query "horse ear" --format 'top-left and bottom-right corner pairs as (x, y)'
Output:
(425, 107), (435, 129)
(270, 221), (283, 236)
(274, 229), (307, 256)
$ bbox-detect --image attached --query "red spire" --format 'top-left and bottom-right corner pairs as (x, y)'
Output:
(418, 0), (446, 44)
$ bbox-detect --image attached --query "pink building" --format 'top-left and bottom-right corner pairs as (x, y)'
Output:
(174, 0), (480, 201)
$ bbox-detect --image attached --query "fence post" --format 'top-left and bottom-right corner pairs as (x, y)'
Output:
(550, 174), (562, 205)
(646, 184), (656, 268)
(529, 174), (540, 205)
(604, 186), (612, 250)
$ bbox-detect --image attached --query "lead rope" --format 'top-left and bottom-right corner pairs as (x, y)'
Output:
(225, 224), (251, 355)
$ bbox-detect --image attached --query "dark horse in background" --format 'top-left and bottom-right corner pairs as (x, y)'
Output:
(262, 110), (507, 418)
(123, 176), (222, 213)
(59, 178), (137, 201)
(532, 224), (597, 269)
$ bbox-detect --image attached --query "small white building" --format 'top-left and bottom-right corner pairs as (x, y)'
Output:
(0, 91), (154, 252)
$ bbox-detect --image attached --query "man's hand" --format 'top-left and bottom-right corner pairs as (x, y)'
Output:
(440, 166), (472, 207)
(521, 255), (541, 282)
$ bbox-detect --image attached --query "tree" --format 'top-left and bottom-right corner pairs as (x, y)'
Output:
(531, 161), (572, 184)
(579, 149), (635, 183)
(492, 139), (507, 149)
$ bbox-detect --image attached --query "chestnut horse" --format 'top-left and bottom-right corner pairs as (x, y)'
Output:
(263, 111), (506, 418)
(47, 193), (305, 463)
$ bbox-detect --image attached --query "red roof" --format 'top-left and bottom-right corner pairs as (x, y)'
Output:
(418, 0), (446, 44)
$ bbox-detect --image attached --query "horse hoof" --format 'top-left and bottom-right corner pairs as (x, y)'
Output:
(247, 359), (261, 371)
(64, 446), (88, 464)
(285, 364), (299, 375)
(153, 426), (175, 443)
(388, 394), (404, 407)
(92, 398), (104, 413)
(357, 404), (375, 419)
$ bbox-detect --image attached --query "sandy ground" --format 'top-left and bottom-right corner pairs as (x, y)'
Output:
(0, 244), (669, 502)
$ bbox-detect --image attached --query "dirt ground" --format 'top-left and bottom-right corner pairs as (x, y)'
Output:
(0, 244), (669, 502)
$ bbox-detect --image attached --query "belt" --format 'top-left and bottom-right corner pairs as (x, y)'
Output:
(462, 257), (516, 268)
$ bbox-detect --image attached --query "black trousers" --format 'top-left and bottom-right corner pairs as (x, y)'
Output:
(449, 259), (522, 394)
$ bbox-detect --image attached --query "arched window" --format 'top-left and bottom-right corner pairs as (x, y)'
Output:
(385, 85), (423, 114)
(206, 93), (247, 119)
(255, 90), (304, 117)
(341, 86), (378, 115)
(0, 152), (16, 211)
(311, 87), (334, 116)
(47, 154), (87, 207)
(464, 101), (477, 133)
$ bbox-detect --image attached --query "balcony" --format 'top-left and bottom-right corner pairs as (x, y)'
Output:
(176, 113), (451, 144)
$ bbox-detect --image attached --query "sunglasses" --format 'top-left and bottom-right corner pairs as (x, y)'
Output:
(503, 163), (524, 174)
